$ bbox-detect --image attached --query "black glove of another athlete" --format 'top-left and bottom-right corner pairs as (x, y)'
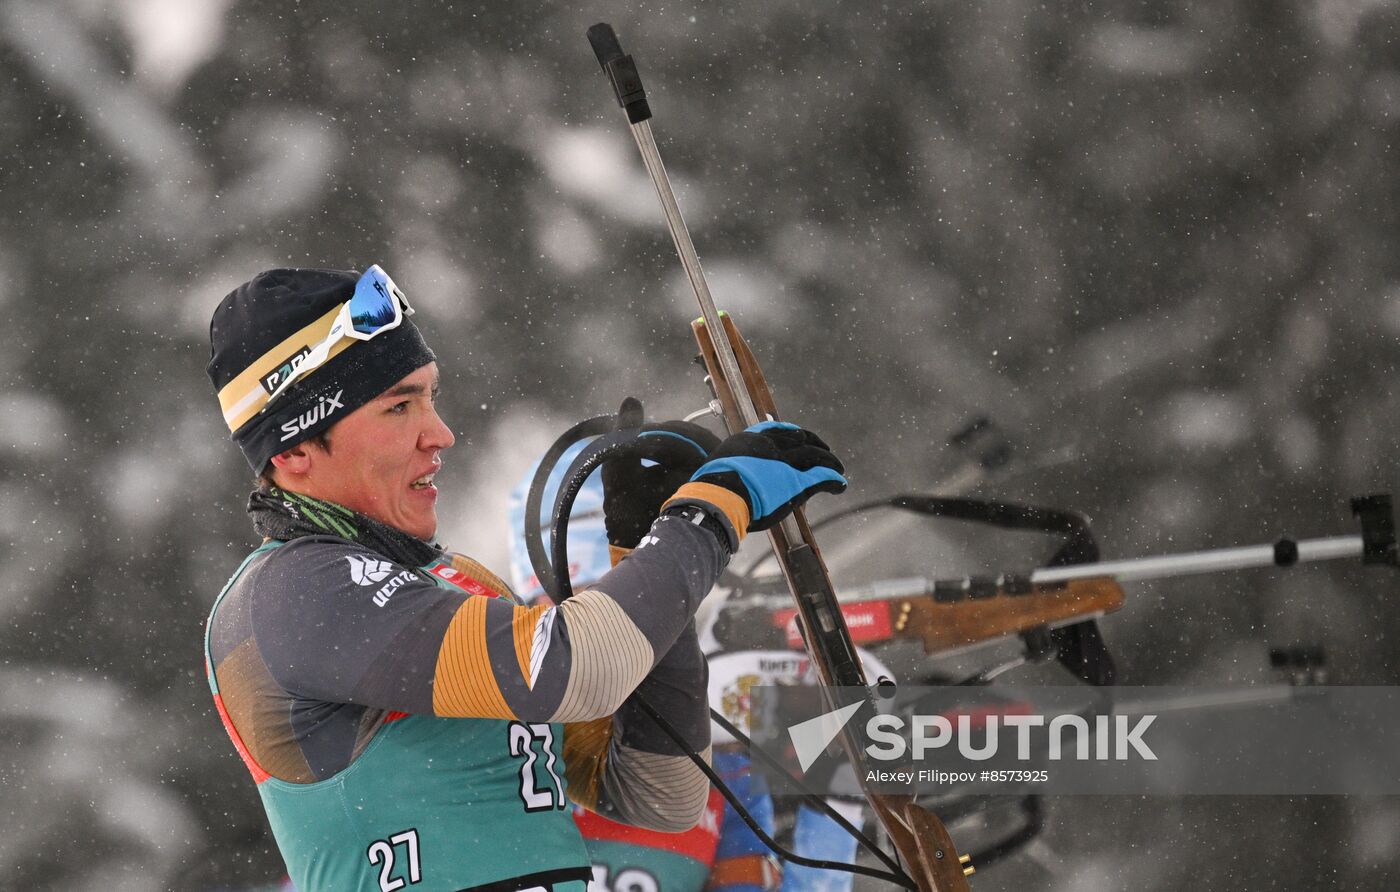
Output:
(600, 397), (721, 549)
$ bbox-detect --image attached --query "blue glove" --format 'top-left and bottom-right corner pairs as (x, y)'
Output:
(690, 422), (847, 532)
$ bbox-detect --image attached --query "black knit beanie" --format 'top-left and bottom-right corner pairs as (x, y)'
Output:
(207, 267), (436, 473)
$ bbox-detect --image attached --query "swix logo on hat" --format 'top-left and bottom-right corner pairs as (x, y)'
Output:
(345, 554), (394, 586)
(279, 389), (345, 441)
(260, 346), (312, 395)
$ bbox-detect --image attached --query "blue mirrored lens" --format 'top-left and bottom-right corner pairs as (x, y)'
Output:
(348, 267), (400, 334)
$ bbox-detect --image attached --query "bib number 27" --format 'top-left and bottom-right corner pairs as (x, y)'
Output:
(509, 721), (566, 811)
(366, 828), (420, 892)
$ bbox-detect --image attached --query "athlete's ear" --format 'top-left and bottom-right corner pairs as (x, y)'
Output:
(269, 442), (316, 478)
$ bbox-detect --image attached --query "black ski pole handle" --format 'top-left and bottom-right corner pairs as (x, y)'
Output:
(587, 23), (652, 123)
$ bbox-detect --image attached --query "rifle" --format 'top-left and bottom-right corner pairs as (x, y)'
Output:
(587, 23), (973, 891)
(721, 494), (1394, 672)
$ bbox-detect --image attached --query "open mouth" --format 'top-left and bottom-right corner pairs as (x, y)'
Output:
(410, 473), (436, 490)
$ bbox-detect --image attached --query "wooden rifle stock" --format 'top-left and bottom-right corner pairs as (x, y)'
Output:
(763, 576), (1126, 655)
(897, 576), (1125, 653)
(692, 313), (777, 430)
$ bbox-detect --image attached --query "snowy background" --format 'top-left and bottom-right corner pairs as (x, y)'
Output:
(1, 0), (1399, 889)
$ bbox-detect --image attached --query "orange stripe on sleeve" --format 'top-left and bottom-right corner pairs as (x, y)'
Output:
(432, 597), (516, 719)
(664, 481), (750, 540)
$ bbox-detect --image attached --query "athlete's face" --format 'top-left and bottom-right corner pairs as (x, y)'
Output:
(290, 363), (454, 540)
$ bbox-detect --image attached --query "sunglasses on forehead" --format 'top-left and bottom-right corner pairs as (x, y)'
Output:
(263, 264), (415, 410)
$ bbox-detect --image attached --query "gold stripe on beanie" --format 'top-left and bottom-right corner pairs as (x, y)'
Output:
(216, 305), (355, 433)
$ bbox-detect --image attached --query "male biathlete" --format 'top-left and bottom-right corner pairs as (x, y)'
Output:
(202, 265), (846, 892)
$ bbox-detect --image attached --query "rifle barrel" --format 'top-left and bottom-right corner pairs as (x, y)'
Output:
(627, 120), (761, 428)
(1031, 535), (1362, 584)
(627, 117), (810, 548)
(748, 535), (1365, 607)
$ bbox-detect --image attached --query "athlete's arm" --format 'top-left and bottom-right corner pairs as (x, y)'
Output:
(430, 505), (738, 723)
(249, 499), (744, 726)
(563, 616), (711, 832)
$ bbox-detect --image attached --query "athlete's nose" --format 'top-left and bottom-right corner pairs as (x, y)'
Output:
(421, 404), (455, 451)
